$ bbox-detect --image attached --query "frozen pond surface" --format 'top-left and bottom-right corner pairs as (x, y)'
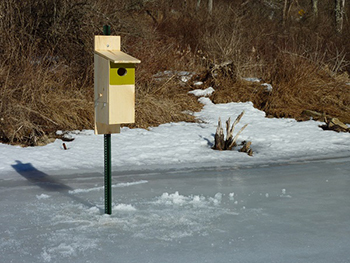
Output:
(1, 157), (350, 263)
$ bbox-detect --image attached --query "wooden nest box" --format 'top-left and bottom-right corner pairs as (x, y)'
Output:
(94, 35), (141, 135)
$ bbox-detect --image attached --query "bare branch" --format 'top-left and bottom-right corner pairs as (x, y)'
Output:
(228, 124), (248, 150)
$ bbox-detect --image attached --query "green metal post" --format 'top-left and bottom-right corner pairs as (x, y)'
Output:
(103, 25), (111, 36)
(103, 25), (112, 215)
(104, 134), (112, 214)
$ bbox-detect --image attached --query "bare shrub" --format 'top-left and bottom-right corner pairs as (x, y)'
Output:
(1, 0), (349, 146)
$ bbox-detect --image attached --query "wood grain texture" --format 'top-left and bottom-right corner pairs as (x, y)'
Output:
(94, 35), (139, 134)
(95, 50), (141, 64)
(94, 35), (121, 51)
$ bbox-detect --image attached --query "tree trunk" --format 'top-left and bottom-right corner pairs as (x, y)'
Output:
(335, 0), (345, 33)
(312, 0), (318, 17)
(196, 0), (213, 14)
(214, 118), (225, 150)
(196, 0), (201, 11)
(213, 112), (248, 151)
(239, 141), (253, 156)
(208, 0), (213, 14)
(283, 0), (289, 25)
(282, 0), (296, 25)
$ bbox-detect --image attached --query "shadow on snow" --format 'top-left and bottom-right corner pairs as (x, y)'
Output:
(11, 160), (102, 212)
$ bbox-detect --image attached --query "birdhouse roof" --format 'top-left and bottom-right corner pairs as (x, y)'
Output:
(95, 50), (141, 64)
(94, 35), (140, 64)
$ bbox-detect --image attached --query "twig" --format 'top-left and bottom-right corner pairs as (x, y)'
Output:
(17, 105), (59, 126)
(228, 124), (248, 149)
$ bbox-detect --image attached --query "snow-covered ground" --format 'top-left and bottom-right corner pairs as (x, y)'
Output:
(1, 94), (349, 176)
(1, 91), (350, 262)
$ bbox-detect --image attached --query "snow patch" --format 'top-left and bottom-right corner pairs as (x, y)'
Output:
(153, 70), (194, 83)
(209, 192), (223, 205)
(280, 189), (292, 198)
(188, 87), (215, 97)
(243, 77), (261, 82)
(113, 204), (137, 211)
(41, 250), (52, 262)
(155, 191), (223, 207)
(194, 81), (204, 86)
(68, 186), (103, 194)
(87, 206), (100, 214)
(36, 194), (50, 199)
(261, 83), (273, 92)
(197, 96), (213, 105)
(68, 180), (148, 194)
(1, 92), (350, 177)
(114, 180), (148, 188)
(229, 192), (235, 201)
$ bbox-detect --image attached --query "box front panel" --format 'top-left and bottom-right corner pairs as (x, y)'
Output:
(110, 63), (135, 85)
(108, 85), (135, 124)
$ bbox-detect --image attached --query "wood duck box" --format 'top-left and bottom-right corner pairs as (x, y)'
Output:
(94, 36), (140, 134)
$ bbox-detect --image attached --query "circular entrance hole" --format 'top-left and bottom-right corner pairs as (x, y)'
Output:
(117, 67), (127, 76)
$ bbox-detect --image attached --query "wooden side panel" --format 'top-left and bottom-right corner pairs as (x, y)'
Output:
(95, 122), (120, 135)
(94, 54), (109, 126)
(94, 36), (120, 51)
(109, 85), (135, 124)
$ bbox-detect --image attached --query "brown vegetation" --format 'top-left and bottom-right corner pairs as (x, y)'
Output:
(0, 0), (349, 146)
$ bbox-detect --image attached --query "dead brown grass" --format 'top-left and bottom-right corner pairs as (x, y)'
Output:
(1, 0), (349, 146)
(210, 54), (350, 123)
(0, 55), (94, 145)
(188, 0), (350, 124)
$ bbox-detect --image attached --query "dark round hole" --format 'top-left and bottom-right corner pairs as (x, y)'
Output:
(117, 67), (127, 76)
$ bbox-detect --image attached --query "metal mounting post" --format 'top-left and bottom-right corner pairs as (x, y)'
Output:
(104, 25), (112, 215)
(104, 134), (112, 214)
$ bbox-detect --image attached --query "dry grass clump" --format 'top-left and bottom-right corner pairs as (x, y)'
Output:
(0, 0), (98, 145)
(135, 89), (201, 129)
(1, 0), (350, 146)
(265, 52), (350, 122)
(0, 56), (93, 145)
(186, 0), (350, 124)
(0, 0), (204, 146)
(128, 36), (204, 128)
(209, 52), (350, 124)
